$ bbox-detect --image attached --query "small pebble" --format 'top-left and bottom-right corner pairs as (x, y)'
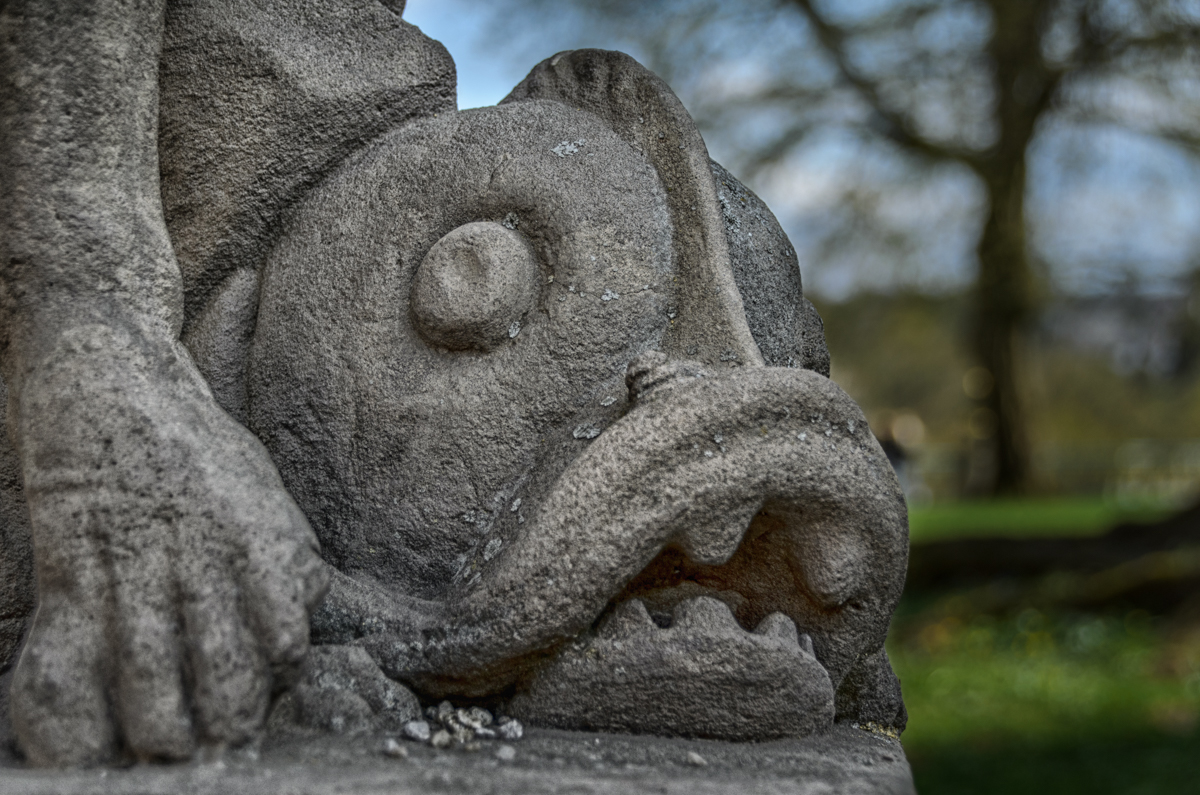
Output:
(402, 720), (431, 743)
(463, 741), (482, 752)
(496, 744), (517, 762)
(382, 738), (408, 758)
(459, 706), (494, 728)
(497, 718), (524, 741)
(430, 729), (453, 749)
(686, 751), (708, 767)
(436, 700), (455, 724)
(475, 727), (497, 740)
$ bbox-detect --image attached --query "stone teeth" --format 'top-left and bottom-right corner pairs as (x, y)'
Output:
(753, 612), (799, 647)
(598, 598), (656, 639)
(671, 595), (739, 633)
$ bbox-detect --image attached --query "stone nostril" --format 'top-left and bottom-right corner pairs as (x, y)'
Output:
(410, 221), (540, 353)
(624, 352), (710, 403)
(624, 351), (668, 399)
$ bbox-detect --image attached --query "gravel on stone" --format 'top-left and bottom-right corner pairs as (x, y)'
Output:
(409, 700), (525, 750)
(401, 720), (430, 743)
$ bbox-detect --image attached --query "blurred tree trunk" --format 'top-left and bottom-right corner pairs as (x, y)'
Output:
(970, 1), (1058, 495)
(794, 0), (1059, 495)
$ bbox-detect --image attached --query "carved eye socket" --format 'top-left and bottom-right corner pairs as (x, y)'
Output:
(410, 221), (540, 352)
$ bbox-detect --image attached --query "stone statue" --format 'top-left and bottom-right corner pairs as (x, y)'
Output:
(0, 0), (908, 769)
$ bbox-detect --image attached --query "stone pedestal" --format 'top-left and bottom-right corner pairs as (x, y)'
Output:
(0, 724), (915, 795)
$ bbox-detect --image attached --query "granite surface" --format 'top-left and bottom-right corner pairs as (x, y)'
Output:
(0, 723), (915, 795)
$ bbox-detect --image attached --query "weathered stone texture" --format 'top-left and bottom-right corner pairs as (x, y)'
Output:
(0, 1), (908, 779)
(0, 379), (33, 678)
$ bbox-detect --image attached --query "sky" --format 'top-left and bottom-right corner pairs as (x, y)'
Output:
(404, 0), (546, 110)
(403, 0), (1200, 301)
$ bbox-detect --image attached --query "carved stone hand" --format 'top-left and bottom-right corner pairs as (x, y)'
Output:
(0, 0), (328, 765)
(9, 324), (327, 765)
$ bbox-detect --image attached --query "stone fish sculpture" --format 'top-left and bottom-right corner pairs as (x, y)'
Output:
(0, 0), (908, 766)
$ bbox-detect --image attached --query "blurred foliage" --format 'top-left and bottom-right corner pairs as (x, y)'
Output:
(815, 290), (1200, 501)
(817, 290), (1200, 446)
(486, 0), (1200, 493)
(908, 497), (1174, 542)
(890, 603), (1200, 793)
(816, 292), (972, 447)
(1029, 347), (1200, 443)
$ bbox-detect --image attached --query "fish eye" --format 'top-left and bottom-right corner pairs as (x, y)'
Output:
(410, 221), (540, 353)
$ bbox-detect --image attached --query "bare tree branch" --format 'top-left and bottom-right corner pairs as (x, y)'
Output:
(785, 0), (983, 167)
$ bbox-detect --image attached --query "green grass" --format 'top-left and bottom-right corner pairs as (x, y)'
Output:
(890, 607), (1200, 794)
(907, 497), (1177, 544)
(905, 738), (1200, 795)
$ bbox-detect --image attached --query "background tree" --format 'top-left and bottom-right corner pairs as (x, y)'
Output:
(486, 0), (1200, 495)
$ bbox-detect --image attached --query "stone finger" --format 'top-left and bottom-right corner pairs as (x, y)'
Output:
(110, 548), (194, 761)
(10, 591), (117, 767)
(283, 500), (330, 614)
(11, 505), (117, 767)
(181, 577), (270, 746)
(240, 511), (322, 669)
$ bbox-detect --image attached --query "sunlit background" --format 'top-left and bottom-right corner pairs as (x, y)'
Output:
(405, 1), (1200, 791)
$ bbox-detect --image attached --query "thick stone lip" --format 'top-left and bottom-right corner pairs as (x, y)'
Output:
(326, 365), (906, 704)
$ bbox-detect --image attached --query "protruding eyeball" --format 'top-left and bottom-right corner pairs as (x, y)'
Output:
(410, 221), (540, 352)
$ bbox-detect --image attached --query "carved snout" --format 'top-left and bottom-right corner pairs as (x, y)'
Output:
(384, 360), (908, 696)
(621, 353), (881, 603)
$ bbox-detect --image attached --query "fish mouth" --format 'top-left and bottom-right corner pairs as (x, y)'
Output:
(506, 594), (839, 740)
(344, 355), (907, 699)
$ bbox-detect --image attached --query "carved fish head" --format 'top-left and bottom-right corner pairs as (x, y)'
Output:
(244, 51), (906, 714)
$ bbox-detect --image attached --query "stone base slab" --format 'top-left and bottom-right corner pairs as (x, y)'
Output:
(0, 723), (914, 795)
